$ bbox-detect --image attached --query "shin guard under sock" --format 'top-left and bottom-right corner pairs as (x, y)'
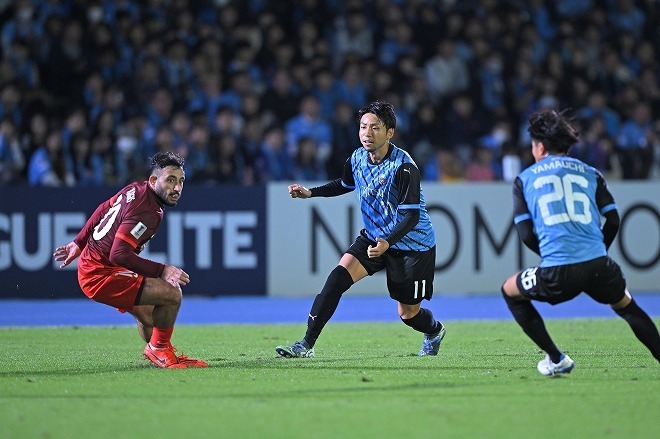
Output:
(615, 299), (660, 361)
(502, 289), (562, 363)
(304, 265), (353, 347)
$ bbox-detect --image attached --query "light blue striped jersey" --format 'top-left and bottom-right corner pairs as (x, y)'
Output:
(342, 143), (435, 251)
(514, 155), (617, 267)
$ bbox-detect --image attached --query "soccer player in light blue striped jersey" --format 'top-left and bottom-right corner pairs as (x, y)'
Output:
(276, 101), (445, 358)
(502, 109), (660, 376)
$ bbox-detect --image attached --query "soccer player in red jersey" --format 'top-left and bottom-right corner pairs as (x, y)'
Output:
(53, 151), (207, 369)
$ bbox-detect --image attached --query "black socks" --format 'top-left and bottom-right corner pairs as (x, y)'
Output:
(303, 265), (354, 348)
(401, 308), (443, 335)
(614, 299), (660, 361)
(502, 289), (563, 363)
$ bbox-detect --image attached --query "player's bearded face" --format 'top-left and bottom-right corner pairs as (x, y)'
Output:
(152, 166), (185, 206)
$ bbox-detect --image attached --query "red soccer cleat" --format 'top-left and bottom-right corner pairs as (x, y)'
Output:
(169, 343), (209, 368)
(143, 343), (187, 369)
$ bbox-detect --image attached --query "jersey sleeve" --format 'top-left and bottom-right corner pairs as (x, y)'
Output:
(310, 159), (355, 197)
(512, 176), (540, 255)
(595, 171), (617, 215)
(595, 171), (619, 249)
(396, 162), (421, 207)
(109, 204), (165, 278)
(512, 177), (531, 224)
(109, 238), (165, 278)
(383, 163), (421, 245)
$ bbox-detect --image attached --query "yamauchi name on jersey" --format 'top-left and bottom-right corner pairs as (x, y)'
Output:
(530, 158), (586, 175)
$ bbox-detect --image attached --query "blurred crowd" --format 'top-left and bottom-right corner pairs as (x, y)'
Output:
(0, 0), (658, 187)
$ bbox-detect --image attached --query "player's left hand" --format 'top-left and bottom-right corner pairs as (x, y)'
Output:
(367, 238), (389, 258)
(53, 242), (81, 268)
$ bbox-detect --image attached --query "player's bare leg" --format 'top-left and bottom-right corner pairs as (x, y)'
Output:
(129, 305), (154, 342)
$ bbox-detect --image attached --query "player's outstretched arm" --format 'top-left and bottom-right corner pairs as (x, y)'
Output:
(53, 242), (81, 268)
(288, 183), (311, 199)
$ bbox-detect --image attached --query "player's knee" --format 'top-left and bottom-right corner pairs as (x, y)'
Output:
(319, 265), (353, 298)
(501, 275), (520, 298)
(398, 302), (420, 320)
(162, 283), (182, 305)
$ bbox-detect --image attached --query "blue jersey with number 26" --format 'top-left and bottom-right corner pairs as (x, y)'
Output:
(514, 155), (617, 267)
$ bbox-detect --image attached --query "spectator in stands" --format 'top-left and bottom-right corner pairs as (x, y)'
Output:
(407, 101), (443, 170)
(327, 100), (358, 179)
(465, 147), (496, 182)
(378, 21), (417, 67)
(293, 136), (326, 181)
(28, 128), (75, 187)
(444, 94), (486, 164)
(334, 62), (367, 111)
(0, 0), (658, 184)
(616, 102), (655, 179)
(211, 132), (247, 184)
(424, 39), (469, 105)
(285, 94), (332, 165)
(332, 9), (373, 69)
(0, 82), (23, 129)
(254, 125), (294, 183)
(0, 118), (25, 184)
(5, 38), (39, 89)
(260, 68), (300, 127)
(185, 123), (214, 183)
(70, 132), (104, 187)
(578, 91), (620, 139)
(312, 67), (338, 121)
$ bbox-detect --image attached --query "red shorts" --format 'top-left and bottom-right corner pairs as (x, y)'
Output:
(78, 257), (146, 312)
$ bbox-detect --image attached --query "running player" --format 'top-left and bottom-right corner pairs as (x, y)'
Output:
(53, 151), (207, 369)
(502, 109), (660, 376)
(275, 101), (445, 358)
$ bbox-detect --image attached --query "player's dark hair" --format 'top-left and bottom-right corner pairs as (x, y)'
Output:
(150, 151), (185, 173)
(358, 101), (397, 130)
(527, 109), (579, 154)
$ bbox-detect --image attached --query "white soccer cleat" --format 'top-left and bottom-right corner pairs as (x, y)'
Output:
(537, 353), (575, 376)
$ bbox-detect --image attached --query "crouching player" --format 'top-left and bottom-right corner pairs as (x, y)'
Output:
(53, 151), (207, 369)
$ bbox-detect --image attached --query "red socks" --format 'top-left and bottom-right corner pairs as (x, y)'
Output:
(149, 327), (174, 350)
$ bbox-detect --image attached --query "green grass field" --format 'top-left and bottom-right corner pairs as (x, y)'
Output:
(1, 319), (658, 439)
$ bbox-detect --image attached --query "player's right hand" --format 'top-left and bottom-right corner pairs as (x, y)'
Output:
(53, 242), (81, 268)
(162, 265), (190, 287)
(288, 183), (311, 199)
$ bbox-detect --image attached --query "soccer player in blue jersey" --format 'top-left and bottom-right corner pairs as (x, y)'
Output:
(502, 109), (660, 376)
(276, 101), (445, 358)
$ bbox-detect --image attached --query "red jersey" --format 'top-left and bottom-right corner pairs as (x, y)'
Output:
(75, 181), (166, 278)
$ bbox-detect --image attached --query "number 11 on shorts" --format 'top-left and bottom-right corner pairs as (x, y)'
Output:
(414, 280), (426, 299)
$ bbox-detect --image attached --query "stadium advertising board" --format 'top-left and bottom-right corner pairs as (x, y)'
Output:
(1, 186), (267, 298)
(267, 182), (660, 296)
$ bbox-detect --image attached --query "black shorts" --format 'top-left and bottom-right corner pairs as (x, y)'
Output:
(346, 235), (436, 305)
(516, 256), (627, 305)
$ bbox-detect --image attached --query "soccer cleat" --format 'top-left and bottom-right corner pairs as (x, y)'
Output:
(143, 343), (187, 369)
(275, 341), (315, 358)
(169, 344), (208, 368)
(537, 354), (575, 376)
(418, 324), (446, 356)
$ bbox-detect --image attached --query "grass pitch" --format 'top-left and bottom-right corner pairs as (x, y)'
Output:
(1, 319), (658, 439)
